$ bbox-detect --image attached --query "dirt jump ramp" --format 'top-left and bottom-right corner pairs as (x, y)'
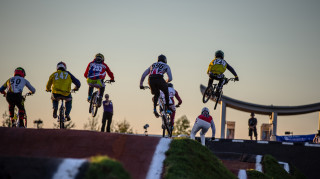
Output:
(0, 127), (161, 179)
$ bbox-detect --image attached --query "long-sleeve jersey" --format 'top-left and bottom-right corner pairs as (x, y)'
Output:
(140, 61), (172, 86)
(207, 58), (238, 77)
(159, 87), (182, 105)
(46, 70), (81, 96)
(196, 114), (216, 137)
(0, 76), (36, 94)
(84, 61), (114, 80)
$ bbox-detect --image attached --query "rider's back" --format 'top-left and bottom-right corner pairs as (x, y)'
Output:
(85, 60), (113, 80)
(47, 70), (75, 96)
(3, 76), (35, 94)
(207, 58), (227, 75)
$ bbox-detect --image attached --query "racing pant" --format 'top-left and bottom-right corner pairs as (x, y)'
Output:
(208, 73), (225, 89)
(87, 78), (105, 98)
(6, 92), (25, 120)
(190, 119), (211, 146)
(51, 93), (72, 117)
(148, 75), (170, 110)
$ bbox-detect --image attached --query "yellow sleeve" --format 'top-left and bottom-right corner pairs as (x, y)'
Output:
(46, 73), (54, 91)
(207, 60), (214, 74)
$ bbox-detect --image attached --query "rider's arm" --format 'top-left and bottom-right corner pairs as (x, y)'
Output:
(207, 60), (214, 75)
(0, 80), (8, 93)
(104, 64), (114, 81)
(175, 90), (182, 106)
(211, 119), (216, 138)
(25, 79), (36, 94)
(46, 74), (54, 92)
(140, 68), (150, 86)
(166, 66), (173, 83)
(84, 62), (91, 78)
(68, 71), (81, 89)
(226, 62), (238, 77)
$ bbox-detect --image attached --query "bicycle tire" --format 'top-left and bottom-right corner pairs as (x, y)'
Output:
(89, 93), (96, 116)
(90, 93), (99, 117)
(214, 91), (223, 110)
(162, 114), (172, 138)
(202, 86), (213, 103)
(59, 104), (65, 129)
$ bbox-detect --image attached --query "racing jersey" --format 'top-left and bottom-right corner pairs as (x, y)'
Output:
(159, 87), (182, 105)
(0, 76), (36, 94)
(207, 58), (238, 77)
(196, 114), (216, 137)
(46, 70), (81, 96)
(140, 61), (172, 86)
(84, 61), (114, 80)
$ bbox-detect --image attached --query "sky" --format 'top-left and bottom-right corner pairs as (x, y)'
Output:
(1, 0), (320, 139)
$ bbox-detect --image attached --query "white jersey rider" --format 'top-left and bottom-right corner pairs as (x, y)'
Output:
(190, 107), (216, 146)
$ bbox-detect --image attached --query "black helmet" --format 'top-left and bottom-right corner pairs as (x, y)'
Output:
(168, 83), (173, 88)
(95, 53), (104, 63)
(215, 50), (224, 59)
(158, 54), (167, 63)
(57, 61), (67, 71)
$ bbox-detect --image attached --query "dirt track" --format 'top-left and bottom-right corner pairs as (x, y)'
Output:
(0, 127), (160, 179)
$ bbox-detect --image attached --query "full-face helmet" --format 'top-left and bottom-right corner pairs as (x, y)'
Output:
(14, 67), (26, 77)
(57, 61), (67, 71)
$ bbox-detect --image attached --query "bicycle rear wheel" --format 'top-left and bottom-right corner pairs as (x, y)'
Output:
(202, 86), (214, 103)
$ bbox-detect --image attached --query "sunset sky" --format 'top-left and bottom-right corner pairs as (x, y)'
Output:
(1, 0), (320, 139)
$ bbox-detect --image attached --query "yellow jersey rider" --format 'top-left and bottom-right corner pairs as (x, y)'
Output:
(46, 62), (81, 121)
(207, 50), (239, 91)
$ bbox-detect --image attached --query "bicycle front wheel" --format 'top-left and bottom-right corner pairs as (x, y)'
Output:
(162, 115), (172, 138)
(214, 91), (223, 110)
(202, 86), (213, 103)
(90, 93), (99, 117)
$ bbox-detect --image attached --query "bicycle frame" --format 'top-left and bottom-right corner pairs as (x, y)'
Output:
(89, 80), (113, 117)
(202, 78), (235, 109)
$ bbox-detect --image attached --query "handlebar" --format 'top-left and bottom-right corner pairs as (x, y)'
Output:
(104, 80), (115, 84)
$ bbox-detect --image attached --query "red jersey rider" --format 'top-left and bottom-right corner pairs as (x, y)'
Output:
(84, 53), (114, 106)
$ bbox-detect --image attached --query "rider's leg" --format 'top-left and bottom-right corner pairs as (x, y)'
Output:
(198, 120), (211, 146)
(5, 92), (15, 118)
(149, 78), (160, 117)
(88, 87), (94, 101)
(159, 79), (170, 112)
(97, 87), (105, 106)
(190, 122), (201, 140)
(51, 94), (59, 118)
(65, 100), (72, 121)
(169, 105), (176, 127)
(16, 96), (25, 127)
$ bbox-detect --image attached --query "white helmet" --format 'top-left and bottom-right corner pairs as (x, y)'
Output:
(201, 107), (210, 115)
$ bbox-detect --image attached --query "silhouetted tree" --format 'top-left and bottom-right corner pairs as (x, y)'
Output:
(53, 121), (76, 129)
(113, 119), (133, 134)
(2, 109), (17, 127)
(83, 115), (100, 131)
(173, 115), (191, 135)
